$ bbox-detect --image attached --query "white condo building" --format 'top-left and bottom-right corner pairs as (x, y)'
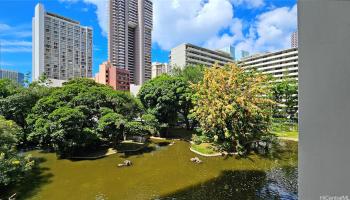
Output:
(32, 3), (93, 83)
(170, 43), (234, 69)
(151, 62), (171, 79)
(238, 47), (298, 80)
(109, 0), (153, 85)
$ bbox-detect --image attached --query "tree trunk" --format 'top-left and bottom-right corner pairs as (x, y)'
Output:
(185, 117), (190, 130)
(113, 137), (117, 148)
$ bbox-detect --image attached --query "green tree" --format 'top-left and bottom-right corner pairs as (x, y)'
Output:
(191, 64), (275, 155)
(98, 108), (127, 147)
(172, 65), (205, 84)
(139, 75), (190, 130)
(125, 121), (149, 137)
(49, 106), (99, 156)
(271, 77), (298, 120)
(26, 78), (142, 156)
(0, 116), (34, 188)
(172, 65), (206, 129)
(0, 81), (51, 145)
(141, 113), (160, 136)
(0, 79), (22, 98)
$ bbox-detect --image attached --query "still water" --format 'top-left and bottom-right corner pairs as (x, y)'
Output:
(12, 140), (297, 200)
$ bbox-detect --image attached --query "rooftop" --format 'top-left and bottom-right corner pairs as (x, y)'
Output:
(46, 12), (80, 25)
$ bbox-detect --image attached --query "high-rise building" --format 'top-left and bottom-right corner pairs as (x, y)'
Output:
(151, 62), (171, 78)
(94, 61), (130, 91)
(235, 50), (250, 60)
(32, 3), (93, 84)
(241, 50), (250, 59)
(0, 69), (24, 86)
(237, 47), (298, 80)
(218, 45), (235, 60)
(291, 31), (298, 48)
(109, 0), (153, 85)
(170, 43), (234, 69)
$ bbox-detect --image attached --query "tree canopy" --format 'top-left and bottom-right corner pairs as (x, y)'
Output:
(0, 79), (22, 99)
(26, 78), (142, 156)
(0, 79), (51, 128)
(191, 64), (275, 155)
(138, 74), (194, 130)
(271, 77), (298, 120)
(172, 65), (205, 84)
(0, 116), (34, 188)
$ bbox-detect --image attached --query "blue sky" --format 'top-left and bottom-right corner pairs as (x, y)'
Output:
(0, 0), (297, 77)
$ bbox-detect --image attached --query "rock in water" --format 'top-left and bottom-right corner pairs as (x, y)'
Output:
(124, 160), (132, 166)
(190, 157), (202, 164)
(118, 160), (132, 167)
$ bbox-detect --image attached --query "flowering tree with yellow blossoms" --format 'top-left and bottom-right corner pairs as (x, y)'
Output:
(191, 63), (275, 155)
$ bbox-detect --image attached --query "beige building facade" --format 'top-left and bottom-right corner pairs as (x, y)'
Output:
(238, 48), (298, 80)
(169, 43), (234, 69)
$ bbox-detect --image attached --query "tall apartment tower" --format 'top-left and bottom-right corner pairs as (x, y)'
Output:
(218, 45), (235, 60)
(0, 69), (24, 86)
(109, 0), (153, 85)
(32, 3), (93, 83)
(291, 31), (298, 48)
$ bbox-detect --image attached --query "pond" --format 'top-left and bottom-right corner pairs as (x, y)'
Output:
(7, 140), (298, 200)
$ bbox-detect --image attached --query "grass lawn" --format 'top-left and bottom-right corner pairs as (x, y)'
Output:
(191, 143), (219, 155)
(274, 131), (299, 139)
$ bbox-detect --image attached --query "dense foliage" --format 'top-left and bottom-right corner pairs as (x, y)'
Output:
(0, 116), (34, 188)
(191, 64), (275, 155)
(271, 77), (298, 120)
(172, 65), (205, 84)
(172, 65), (206, 129)
(138, 65), (206, 131)
(0, 79), (52, 146)
(0, 79), (21, 98)
(26, 78), (142, 156)
(0, 63), (296, 160)
(138, 75), (191, 130)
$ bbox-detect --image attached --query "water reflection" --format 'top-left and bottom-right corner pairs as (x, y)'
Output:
(4, 140), (297, 200)
(159, 167), (297, 200)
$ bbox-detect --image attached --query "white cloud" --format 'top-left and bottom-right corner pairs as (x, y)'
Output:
(82, 0), (109, 37)
(153, 0), (234, 50)
(1, 47), (32, 53)
(59, 0), (109, 37)
(253, 4), (297, 52)
(204, 4), (297, 55)
(234, 4), (297, 53)
(0, 23), (11, 31)
(0, 40), (31, 47)
(0, 23), (31, 38)
(57, 0), (297, 56)
(0, 40), (32, 53)
(0, 61), (15, 66)
(58, 0), (235, 50)
(231, 0), (265, 8)
(0, 23), (32, 53)
(204, 18), (243, 49)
